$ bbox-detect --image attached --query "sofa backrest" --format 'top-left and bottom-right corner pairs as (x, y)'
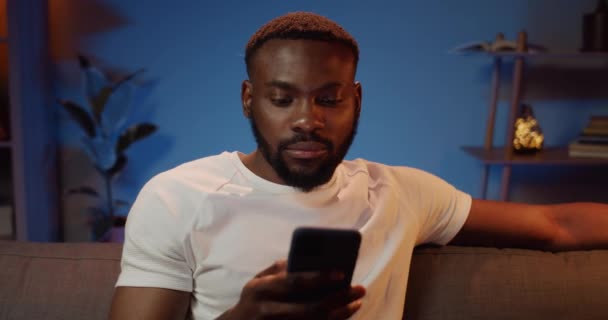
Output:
(0, 240), (122, 320)
(405, 246), (608, 320)
(1, 241), (607, 320)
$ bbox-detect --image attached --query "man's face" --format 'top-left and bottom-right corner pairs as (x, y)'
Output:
(242, 39), (361, 192)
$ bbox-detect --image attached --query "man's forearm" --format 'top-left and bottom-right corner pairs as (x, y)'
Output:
(109, 287), (191, 320)
(550, 202), (608, 251)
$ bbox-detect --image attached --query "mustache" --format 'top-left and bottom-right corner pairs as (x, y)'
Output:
(278, 133), (334, 151)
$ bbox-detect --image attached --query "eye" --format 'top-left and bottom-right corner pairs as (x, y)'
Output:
(270, 97), (293, 107)
(317, 96), (342, 107)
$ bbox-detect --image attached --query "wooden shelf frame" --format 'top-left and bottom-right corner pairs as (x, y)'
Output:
(475, 32), (528, 201)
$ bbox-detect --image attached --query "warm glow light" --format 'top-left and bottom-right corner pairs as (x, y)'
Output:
(0, 0), (6, 39)
(0, 0), (7, 92)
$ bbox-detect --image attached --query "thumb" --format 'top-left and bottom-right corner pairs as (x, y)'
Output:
(255, 260), (287, 278)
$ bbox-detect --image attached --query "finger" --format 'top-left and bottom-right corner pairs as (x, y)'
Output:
(321, 285), (366, 311)
(255, 260), (287, 278)
(283, 270), (351, 295)
(255, 270), (335, 298)
(329, 299), (363, 320)
(255, 300), (322, 320)
(349, 285), (366, 300)
(265, 299), (362, 320)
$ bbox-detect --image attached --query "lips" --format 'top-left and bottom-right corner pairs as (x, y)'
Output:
(284, 141), (328, 159)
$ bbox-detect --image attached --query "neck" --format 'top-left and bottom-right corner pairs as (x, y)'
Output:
(239, 150), (286, 185)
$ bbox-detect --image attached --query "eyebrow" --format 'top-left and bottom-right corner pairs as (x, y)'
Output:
(264, 80), (346, 92)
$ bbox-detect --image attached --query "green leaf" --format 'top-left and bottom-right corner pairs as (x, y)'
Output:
(114, 68), (146, 89)
(67, 186), (100, 198)
(77, 54), (91, 68)
(91, 86), (113, 124)
(58, 100), (96, 137)
(89, 69), (144, 126)
(77, 55), (110, 123)
(116, 123), (157, 153)
(107, 154), (127, 177)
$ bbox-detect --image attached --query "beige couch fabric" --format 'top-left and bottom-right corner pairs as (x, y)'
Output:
(0, 241), (122, 320)
(405, 246), (608, 320)
(1, 241), (607, 320)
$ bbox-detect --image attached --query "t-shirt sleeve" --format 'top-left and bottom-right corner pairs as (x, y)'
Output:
(115, 174), (195, 292)
(398, 168), (472, 245)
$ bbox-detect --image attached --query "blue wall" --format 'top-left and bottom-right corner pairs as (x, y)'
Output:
(52, 0), (608, 240)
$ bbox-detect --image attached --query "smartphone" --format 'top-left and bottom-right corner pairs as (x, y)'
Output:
(287, 227), (361, 298)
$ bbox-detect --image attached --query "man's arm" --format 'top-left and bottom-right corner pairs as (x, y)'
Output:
(109, 287), (190, 320)
(449, 199), (608, 251)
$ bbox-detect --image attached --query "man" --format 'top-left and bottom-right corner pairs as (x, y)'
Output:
(110, 12), (608, 320)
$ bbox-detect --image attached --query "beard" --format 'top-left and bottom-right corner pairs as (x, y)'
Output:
(249, 114), (358, 192)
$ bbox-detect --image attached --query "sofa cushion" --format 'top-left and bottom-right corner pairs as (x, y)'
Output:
(405, 246), (608, 320)
(0, 241), (122, 320)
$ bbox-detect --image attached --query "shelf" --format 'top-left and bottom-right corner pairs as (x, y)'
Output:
(452, 51), (608, 60)
(462, 146), (608, 166)
(0, 141), (11, 149)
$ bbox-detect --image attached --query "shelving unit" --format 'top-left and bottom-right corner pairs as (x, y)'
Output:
(0, 0), (58, 241)
(459, 31), (608, 201)
(0, 0), (11, 241)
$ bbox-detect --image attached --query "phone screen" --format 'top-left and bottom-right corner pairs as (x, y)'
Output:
(287, 227), (361, 298)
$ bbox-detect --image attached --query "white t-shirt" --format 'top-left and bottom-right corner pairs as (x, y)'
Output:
(116, 151), (471, 319)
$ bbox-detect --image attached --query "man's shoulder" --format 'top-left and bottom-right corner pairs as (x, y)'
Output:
(340, 158), (431, 180)
(146, 151), (238, 194)
(339, 158), (454, 196)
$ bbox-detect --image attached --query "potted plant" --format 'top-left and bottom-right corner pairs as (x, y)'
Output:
(59, 55), (157, 242)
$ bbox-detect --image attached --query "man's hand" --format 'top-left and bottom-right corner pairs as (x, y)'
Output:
(218, 260), (366, 320)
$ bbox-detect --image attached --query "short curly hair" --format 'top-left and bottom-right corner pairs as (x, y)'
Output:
(245, 12), (359, 76)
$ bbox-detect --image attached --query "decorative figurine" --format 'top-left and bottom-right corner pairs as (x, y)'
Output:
(513, 104), (544, 153)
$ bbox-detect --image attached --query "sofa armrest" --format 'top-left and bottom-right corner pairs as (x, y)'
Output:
(404, 245), (608, 320)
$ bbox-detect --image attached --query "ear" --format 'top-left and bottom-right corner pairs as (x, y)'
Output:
(241, 80), (253, 118)
(354, 81), (362, 117)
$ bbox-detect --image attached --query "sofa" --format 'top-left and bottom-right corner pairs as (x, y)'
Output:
(0, 240), (607, 320)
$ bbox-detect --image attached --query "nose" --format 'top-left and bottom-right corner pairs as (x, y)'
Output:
(290, 98), (325, 134)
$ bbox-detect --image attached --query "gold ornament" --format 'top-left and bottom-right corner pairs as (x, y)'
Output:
(513, 104), (544, 153)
